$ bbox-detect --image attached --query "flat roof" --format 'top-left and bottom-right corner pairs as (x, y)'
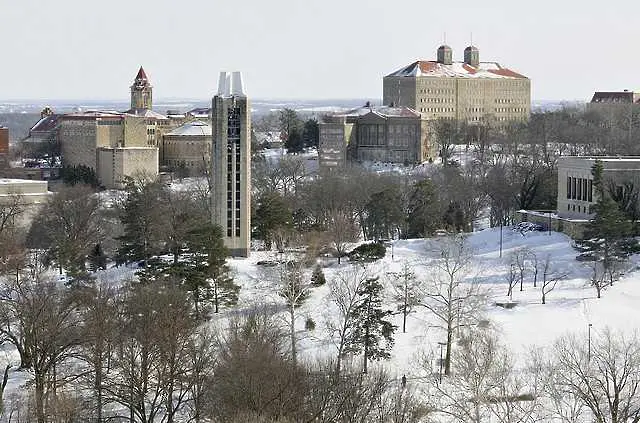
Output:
(0, 178), (48, 184)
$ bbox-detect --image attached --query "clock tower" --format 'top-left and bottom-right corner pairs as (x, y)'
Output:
(130, 66), (153, 111)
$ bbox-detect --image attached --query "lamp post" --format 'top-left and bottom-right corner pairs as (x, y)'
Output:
(437, 341), (447, 384)
(588, 323), (593, 362)
(499, 220), (503, 258)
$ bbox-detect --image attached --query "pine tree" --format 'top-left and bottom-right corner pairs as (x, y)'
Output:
(310, 264), (326, 287)
(343, 276), (396, 373)
(87, 243), (107, 272)
(577, 160), (639, 297)
(183, 222), (239, 317)
(116, 178), (166, 265)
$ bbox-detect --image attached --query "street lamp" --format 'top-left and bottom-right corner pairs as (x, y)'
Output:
(588, 323), (593, 362)
(437, 341), (447, 384)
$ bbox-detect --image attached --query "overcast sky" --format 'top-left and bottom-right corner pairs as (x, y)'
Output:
(0, 0), (638, 102)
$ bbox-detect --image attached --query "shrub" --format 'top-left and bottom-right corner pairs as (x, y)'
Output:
(310, 264), (326, 286)
(348, 242), (386, 262)
(305, 317), (316, 331)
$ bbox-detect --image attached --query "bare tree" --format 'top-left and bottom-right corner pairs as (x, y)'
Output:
(278, 259), (309, 366)
(505, 262), (519, 301)
(388, 261), (422, 333)
(512, 247), (530, 292)
(550, 328), (640, 423)
(326, 209), (359, 264)
(539, 254), (566, 305)
(425, 327), (542, 423)
(0, 274), (83, 423)
(420, 234), (485, 376)
(325, 266), (370, 374)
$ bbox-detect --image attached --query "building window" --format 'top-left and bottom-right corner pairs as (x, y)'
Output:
(588, 180), (593, 202)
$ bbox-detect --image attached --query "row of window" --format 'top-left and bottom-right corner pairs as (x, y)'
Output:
(568, 204), (590, 213)
(566, 176), (593, 202)
(418, 88), (455, 94)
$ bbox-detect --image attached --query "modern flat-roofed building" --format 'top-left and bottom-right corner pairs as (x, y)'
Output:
(557, 156), (640, 219)
(383, 45), (530, 124)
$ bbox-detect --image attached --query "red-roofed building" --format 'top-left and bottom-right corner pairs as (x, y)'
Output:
(383, 45), (530, 124)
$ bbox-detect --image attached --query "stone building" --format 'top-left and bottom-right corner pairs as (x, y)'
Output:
(59, 111), (147, 170)
(383, 45), (530, 124)
(161, 120), (212, 175)
(124, 67), (172, 148)
(0, 126), (8, 168)
(56, 67), (176, 188)
(0, 126), (8, 156)
(319, 104), (433, 169)
(211, 72), (251, 257)
(96, 147), (159, 189)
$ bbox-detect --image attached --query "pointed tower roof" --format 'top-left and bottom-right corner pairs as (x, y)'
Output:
(135, 66), (148, 81)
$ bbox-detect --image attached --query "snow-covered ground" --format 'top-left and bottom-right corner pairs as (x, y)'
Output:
(2, 225), (639, 416)
(227, 227), (640, 378)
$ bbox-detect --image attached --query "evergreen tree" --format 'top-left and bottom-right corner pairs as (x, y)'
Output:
(343, 276), (396, 373)
(116, 178), (166, 265)
(183, 222), (239, 317)
(285, 126), (304, 154)
(407, 179), (442, 237)
(577, 160), (639, 297)
(363, 189), (404, 241)
(87, 243), (107, 271)
(253, 191), (292, 251)
(302, 118), (319, 148)
(310, 264), (326, 287)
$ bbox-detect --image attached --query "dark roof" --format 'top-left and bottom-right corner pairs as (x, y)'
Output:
(464, 45), (479, 51)
(30, 115), (60, 133)
(437, 45), (452, 50)
(590, 91), (638, 104)
(135, 66), (148, 81)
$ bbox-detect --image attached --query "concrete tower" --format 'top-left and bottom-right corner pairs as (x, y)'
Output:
(211, 71), (251, 257)
(130, 66), (153, 111)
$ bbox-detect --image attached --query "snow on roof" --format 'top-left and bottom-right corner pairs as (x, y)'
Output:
(124, 108), (168, 120)
(165, 120), (212, 137)
(386, 60), (527, 79)
(62, 110), (125, 119)
(336, 105), (421, 118)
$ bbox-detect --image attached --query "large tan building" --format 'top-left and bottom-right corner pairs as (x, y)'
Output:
(211, 72), (251, 257)
(319, 104), (433, 169)
(383, 45), (530, 124)
(57, 67), (178, 188)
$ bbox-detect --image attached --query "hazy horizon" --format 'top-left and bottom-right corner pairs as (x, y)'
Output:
(2, 0), (637, 101)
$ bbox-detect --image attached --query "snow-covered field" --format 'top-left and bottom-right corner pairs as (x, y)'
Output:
(2, 225), (638, 417)
(227, 227), (640, 378)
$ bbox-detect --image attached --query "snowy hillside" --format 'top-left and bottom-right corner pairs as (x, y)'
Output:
(227, 227), (640, 377)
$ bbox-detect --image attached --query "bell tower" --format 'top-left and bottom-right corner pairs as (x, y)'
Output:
(130, 66), (153, 111)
